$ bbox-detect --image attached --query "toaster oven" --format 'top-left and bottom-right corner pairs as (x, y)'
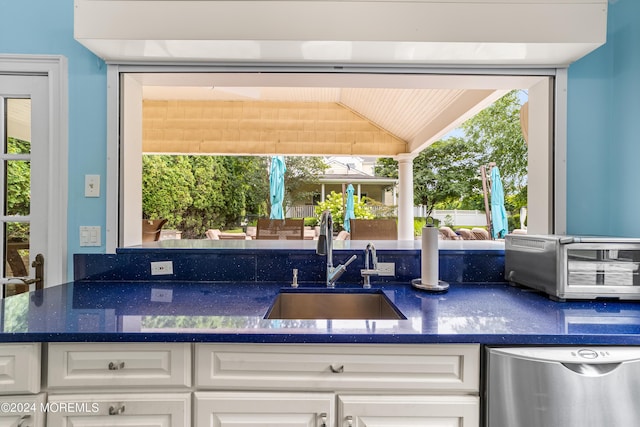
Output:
(505, 234), (640, 300)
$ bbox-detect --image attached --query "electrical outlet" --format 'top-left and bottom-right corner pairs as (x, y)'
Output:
(377, 262), (395, 276)
(150, 288), (173, 303)
(150, 261), (173, 276)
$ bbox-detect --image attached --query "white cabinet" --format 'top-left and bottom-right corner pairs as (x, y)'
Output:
(0, 344), (41, 395)
(338, 394), (479, 427)
(45, 343), (192, 427)
(0, 393), (46, 427)
(47, 342), (191, 389)
(195, 343), (480, 427)
(45, 393), (191, 426)
(194, 391), (334, 427)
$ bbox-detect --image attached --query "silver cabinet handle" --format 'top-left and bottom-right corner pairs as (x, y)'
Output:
(17, 415), (31, 427)
(319, 412), (327, 427)
(345, 415), (353, 427)
(108, 361), (125, 370)
(329, 364), (344, 373)
(108, 404), (125, 415)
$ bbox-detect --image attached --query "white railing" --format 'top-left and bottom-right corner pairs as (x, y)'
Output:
(286, 205), (487, 226)
(286, 205), (317, 218)
(428, 209), (488, 227)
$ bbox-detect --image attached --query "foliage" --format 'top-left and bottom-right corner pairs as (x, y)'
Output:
(143, 155), (329, 238)
(314, 191), (374, 231)
(461, 90), (528, 195)
(413, 137), (483, 218)
(6, 138), (32, 241)
(374, 158), (399, 179)
(282, 156), (328, 207)
(304, 217), (318, 227)
(143, 155), (269, 238)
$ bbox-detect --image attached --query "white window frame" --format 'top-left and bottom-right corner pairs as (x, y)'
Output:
(0, 55), (68, 285)
(106, 65), (567, 251)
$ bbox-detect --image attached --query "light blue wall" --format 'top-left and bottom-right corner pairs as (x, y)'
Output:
(567, 0), (640, 236)
(0, 1), (107, 277)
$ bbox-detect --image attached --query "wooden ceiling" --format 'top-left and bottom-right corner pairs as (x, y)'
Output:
(142, 85), (502, 157)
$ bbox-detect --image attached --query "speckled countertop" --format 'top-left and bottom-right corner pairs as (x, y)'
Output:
(3, 280), (640, 345)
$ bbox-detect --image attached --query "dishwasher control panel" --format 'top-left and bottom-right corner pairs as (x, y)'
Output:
(491, 346), (640, 364)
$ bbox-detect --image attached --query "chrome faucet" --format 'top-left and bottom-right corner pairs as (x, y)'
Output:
(360, 242), (379, 289)
(316, 210), (357, 288)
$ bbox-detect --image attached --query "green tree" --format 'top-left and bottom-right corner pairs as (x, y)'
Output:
(180, 156), (229, 237)
(282, 156), (328, 208)
(142, 155), (194, 227)
(413, 138), (483, 217)
(462, 90), (528, 194)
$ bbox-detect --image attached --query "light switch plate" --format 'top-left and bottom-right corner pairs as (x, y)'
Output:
(85, 174), (100, 197)
(79, 226), (101, 247)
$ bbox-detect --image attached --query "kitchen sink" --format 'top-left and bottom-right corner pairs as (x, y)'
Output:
(265, 289), (405, 320)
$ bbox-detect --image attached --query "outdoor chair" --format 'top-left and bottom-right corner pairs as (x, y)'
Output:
(255, 218), (304, 240)
(511, 228), (528, 235)
(439, 226), (461, 240)
(246, 226), (257, 239)
(218, 232), (247, 240)
(349, 219), (397, 240)
(456, 228), (476, 240)
(205, 229), (221, 240)
(142, 219), (167, 242)
(471, 228), (490, 240)
(336, 230), (350, 240)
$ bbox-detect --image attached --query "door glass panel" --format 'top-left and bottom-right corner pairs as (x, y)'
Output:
(5, 222), (29, 279)
(6, 98), (31, 154)
(5, 160), (31, 216)
(3, 97), (32, 296)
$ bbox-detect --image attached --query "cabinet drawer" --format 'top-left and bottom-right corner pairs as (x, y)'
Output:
(196, 343), (479, 392)
(47, 343), (191, 389)
(0, 343), (41, 394)
(46, 392), (191, 426)
(0, 393), (46, 427)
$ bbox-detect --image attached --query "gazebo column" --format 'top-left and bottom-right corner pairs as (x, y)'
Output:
(397, 154), (416, 240)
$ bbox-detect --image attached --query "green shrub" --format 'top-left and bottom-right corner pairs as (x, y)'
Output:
(304, 217), (318, 227)
(314, 191), (374, 231)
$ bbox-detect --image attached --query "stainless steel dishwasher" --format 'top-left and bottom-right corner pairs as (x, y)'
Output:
(486, 347), (640, 427)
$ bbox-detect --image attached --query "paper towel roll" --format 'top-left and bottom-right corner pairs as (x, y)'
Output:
(421, 225), (439, 285)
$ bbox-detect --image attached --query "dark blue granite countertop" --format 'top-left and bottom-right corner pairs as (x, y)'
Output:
(2, 280), (640, 345)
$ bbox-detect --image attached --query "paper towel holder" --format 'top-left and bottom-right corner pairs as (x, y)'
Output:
(412, 220), (449, 292)
(411, 278), (449, 292)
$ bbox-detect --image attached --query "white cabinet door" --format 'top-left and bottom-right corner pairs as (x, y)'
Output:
(338, 395), (479, 427)
(0, 343), (40, 394)
(47, 343), (191, 389)
(0, 393), (46, 427)
(45, 393), (190, 426)
(194, 391), (335, 427)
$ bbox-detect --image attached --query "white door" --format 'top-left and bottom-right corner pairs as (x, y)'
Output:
(338, 395), (479, 427)
(194, 391), (335, 427)
(0, 75), (48, 297)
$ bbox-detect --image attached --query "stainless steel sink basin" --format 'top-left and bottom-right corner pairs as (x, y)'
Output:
(265, 290), (405, 320)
